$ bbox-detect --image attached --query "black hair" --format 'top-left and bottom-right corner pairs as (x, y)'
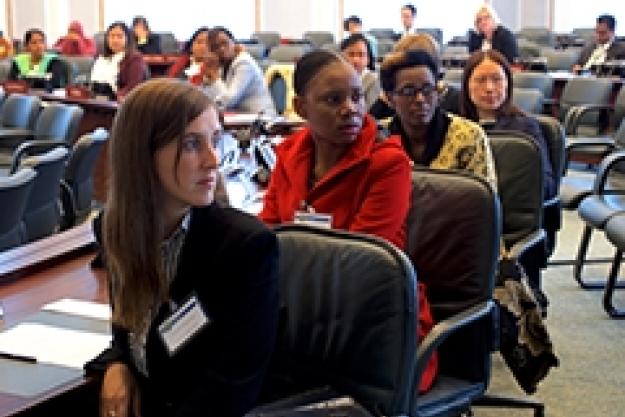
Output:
(211, 26), (236, 42)
(597, 14), (616, 32)
(380, 49), (439, 93)
(343, 15), (362, 31)
(184, 26), (210, 54)
(24, 28), (45, 45)
(340, 33), (375, 71)
(402, 3), (417, 16)
(132, 16), (150, 31)
(104, 21), (135, 57)
(294, 49), (343, 95)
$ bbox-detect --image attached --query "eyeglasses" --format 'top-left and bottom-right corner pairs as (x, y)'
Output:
(393, 84), (436, 98)
(470, 74), (505, 85)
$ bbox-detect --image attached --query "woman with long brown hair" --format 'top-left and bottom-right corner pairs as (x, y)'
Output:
(99, 78), (279, 417)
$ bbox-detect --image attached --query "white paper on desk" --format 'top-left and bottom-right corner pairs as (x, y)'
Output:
(42, 298), (111, 321)
(0, 323), (111, 369)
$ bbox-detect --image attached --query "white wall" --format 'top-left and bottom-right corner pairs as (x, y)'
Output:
(519, 0), (550, 30)
(12, 0), (45, 43)
(68, 0), (98, 37)
(553, 0), (625, 35)
(262, 0), (338, 39)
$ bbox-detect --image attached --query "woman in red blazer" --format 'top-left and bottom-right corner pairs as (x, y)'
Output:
(259, 49), (438, 393)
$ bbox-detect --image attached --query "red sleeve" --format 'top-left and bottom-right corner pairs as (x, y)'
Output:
(117, 53), (147, 98)
(348, 140), (411, 249)
(417, 282), (438, 393)
(167, 55), (190, 78)
(82, 38), (96, 56)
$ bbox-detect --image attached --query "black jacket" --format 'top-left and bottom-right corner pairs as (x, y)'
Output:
(468, 26), (519, 64)
(101, 204), (279, 417)
(136, 33), (162, 54)
(8, 56), (68, 88)
(576, 40), (625, 67)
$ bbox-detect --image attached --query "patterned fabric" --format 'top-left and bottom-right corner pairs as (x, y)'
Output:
(429, 114), (497, 188)
(128, 212), (190, 376)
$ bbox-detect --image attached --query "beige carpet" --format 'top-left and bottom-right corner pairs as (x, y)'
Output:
(474, 210), (625, 417)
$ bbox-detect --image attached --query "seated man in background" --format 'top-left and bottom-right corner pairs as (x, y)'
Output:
(53, 21), (96, 56)
(573, 14), (625, 72)
(343, 15), (377, 60)
(9, 28), (67, 88)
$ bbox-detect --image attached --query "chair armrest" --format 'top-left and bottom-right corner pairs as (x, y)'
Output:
(507, 229), (546, 259)
(413, 300), (496, 386)
(564, 104), (611, 135)
(564, 137), (616, 170)
(593, 150), (625, 193)
(0, 128), (35, 149)
(59, 179), (77, 231)
(9, 139), (71, 174)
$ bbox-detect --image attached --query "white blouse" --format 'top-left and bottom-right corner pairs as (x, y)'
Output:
(90, 51), (125, 91)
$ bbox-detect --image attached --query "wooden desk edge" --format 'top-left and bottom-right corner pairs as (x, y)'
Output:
(0, 223), (96, 281)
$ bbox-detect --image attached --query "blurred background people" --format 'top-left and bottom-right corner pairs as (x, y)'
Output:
(340, 33), (380, 111)
(53, 20), (96, 56)
(90, 21), (147, 99)
(573, 14), (625, 72)
(9, 28), (67, 88)
(468, 3), (519, 64)
(132, 16), (162, 55)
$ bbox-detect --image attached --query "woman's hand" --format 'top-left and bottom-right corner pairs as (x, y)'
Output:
(100, 362), (141, 417)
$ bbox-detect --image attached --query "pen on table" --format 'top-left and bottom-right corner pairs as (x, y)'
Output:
(0, 351), (37, 363)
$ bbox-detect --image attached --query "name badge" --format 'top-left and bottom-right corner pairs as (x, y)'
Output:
(158, 295), (210, 356)
(294, 211), (333, 229)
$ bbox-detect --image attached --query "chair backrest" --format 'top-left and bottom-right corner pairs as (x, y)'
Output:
(572, 27), (595, 45)
(0, 58), (12, 81)
(156, 32), (179, 53)
(303, 31), (335, 49)
(512, 87), (543, 114)
(245, 43), (267, 61)
(19, 146), (69, 242)
(64, 130), (108, 220)
(62, 56), (95, 85)
(0, 94), (41, 129)
(0, 167), (36, 251)
(252, 31), (281, 49)
(268, 74), (287, 115)
(611, 86), (625, 131)
(268, 45), (310, 63)
(33, 103), (84, 143)
(558, 77), (612, 123)
(442, 68), (463, 84)
(270, 225), (417, 416)
(540, 47), (580, 71)
(517, 38), (541, 58)
(264, 64), (295, 116)
(53, 57), (75, 88)
(407, 168), (500, 383)
(376, 38), (395, 58)
(488, 131), (544, 248)
(94, 32), (106, 55)
(512, 71), (553, 98)
(368, 29), (396, 40)
(517, 27), (555, 47)
(535, 115), (565, 190)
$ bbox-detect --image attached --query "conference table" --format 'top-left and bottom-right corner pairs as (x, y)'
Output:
(0, 223), (106, 417)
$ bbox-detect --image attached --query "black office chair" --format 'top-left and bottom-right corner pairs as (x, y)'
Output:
(407, 168), (500, 416)
(252, 31), (281, 50)
(303, 31), (334, 49)
(60, 130), (108, 230)
(602, 212), (625, 318)
(489, 131), (545, 292)
(156, 32), (179, 53)
(265, 224), (419, 416)
(0, 94), (41, 143)
(13, 146), (69, 242)
(0, 167), (36, 251)
(557, 77), (613, 137)
(0, 103), (84, 169)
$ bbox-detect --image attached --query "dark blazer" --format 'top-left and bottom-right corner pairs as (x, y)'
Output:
(105, 204), (279, 417)
(576, 40), (625, 66)
(136, 33), (162, 55)
(468, 26), (519, 64)
(117, 50), (148, 97)
(8, 56), (68, 88)
(486, 114), (556, 200)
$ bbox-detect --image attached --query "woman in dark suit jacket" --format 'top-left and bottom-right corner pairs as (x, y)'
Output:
(99, 79), (279, 417)
(89, 21), (147, 99)
(468, 4), (519, 64)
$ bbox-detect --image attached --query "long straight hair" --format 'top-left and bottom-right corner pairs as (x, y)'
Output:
(103, 79), (212, 333)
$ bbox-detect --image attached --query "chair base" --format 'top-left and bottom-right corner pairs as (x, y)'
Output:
(573, 224), (625, 289)
(473, 393), (544, 417)
(605, 249), (625, 318)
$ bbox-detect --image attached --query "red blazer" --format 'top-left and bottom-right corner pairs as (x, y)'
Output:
(259, 114), (438, 392)
(260, 114), (410, 248)
(117, 51), (147, 98)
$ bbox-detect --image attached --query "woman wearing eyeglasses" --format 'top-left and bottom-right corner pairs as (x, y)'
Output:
(460, 50), (555, 200)
(380, 49), (496, 185)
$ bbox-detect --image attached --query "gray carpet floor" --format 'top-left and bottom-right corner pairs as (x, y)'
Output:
(474, 210), (625, 416)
